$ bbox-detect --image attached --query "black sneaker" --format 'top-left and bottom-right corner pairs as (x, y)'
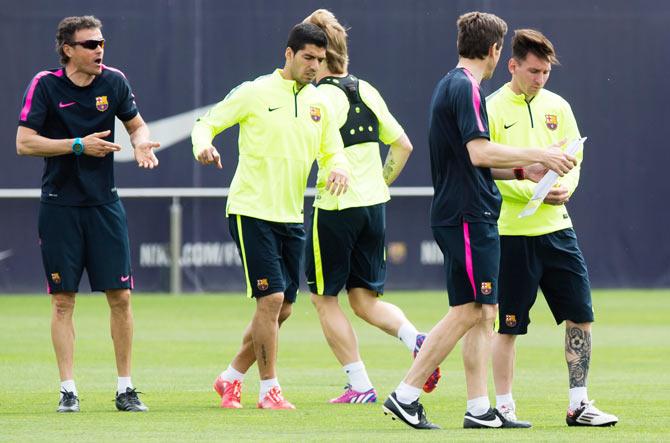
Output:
(57, 390), (80, 413)
(463, 407), (532, 428)
(115, 387), (148, 412)
(382, 392), (440, 430)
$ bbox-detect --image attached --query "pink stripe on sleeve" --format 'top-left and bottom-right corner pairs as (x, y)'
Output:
(463, 222), (477, 299)
(461, 68), (485, 132)
(19, 69), (63, 121)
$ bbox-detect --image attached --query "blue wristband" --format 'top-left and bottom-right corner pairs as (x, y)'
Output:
(72, 137), (84, 156)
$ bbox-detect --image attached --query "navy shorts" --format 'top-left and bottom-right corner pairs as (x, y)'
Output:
(497, 228), (594, 334)
(38, 200), (133, 293)
(305, 204), (386, 296)
(228, 214), (305, 303)
(432, 222), (500, 306)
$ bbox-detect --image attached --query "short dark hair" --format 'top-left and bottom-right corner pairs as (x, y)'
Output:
(286, 22), (327, 54)
(457, 12), (508, 60)
(56, 15), (102, 65)
(512, 29), (560, 65)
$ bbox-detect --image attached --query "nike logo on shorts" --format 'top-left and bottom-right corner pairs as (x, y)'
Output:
(120, 275), (130, 282)
(503, 122), (517, 129)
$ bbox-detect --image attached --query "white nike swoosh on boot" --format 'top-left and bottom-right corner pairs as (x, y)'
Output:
(114, 104), (215, 162)
(465, 414), (502, 427)
(389, 396), (419, 425)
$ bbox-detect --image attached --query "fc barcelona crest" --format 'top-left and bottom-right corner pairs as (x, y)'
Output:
(480, 281), (492, 295)
(51, 272), (61, 284)
(545, 114), (558, 130)
(505, 314), (517, 327)
(96, 96), (109, 112)
(257, 278), (269, 291)
(310, 106), (321, 122)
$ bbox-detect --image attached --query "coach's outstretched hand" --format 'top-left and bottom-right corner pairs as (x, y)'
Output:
(82, 130), (122, 157)
(539, 138), (576, 177)
(135, 140), (161, 169)
(325, 167), (349, 196)
(196, 145), (223, 169)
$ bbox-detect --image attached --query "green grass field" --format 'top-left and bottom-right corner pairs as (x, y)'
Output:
(1, 290), (668, 442)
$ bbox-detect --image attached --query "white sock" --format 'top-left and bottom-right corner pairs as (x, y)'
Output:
(397, 323), (419, 352)
(117, 376), (133, 395)
(496, 393), (515, 410)
(60, 380), (77, 398)
(394, 381), (421, 404)
(569, 387), (588, 410)
(259, 378), (279, 402)
(466, 396), (491, 416)
(220, 364), (245, 382)
(343, 361), (373, 392)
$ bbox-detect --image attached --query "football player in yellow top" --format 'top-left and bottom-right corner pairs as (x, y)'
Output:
(487, 29), (617, 427)
(192, 22), (349, 410)
(303, 9), (441, 404)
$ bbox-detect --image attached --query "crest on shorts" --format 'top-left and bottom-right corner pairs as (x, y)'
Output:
(310, 106), (321, 122)
(387, 242), (407, 264)
(96, 96), (109, 112)
(480, 281), (492, 295)
(257, 278), (269, 291)
(505, 314), (517, 327)
(51, 272), (61, 284)
(545, 114), (558, 130)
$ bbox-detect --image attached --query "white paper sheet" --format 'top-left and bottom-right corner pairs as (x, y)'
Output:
(518, 137), (587, 218)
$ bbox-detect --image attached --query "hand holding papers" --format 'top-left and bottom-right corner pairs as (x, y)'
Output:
(518, 137), (587, 218)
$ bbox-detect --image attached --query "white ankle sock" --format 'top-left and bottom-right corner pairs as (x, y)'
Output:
(220, 364), (245, 382)
(496, 393), (515, 410)
(569, 387), (588, 410)
(259, 378), (279, 402)
(394, 381), (421, 404)
(466, 396), (491, 416)
(343, 361), (373, 392)
(60, 380), (77, 398)
(397, 323), (419, 352)
(117, 377), (133, 395)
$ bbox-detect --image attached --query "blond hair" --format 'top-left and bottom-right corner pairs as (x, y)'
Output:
(304, 9), (348, 74)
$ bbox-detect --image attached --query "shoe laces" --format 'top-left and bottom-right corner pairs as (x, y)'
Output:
(122, 388), (144, 404)
(267, 386), (285, 403)
(498, 404), (518, 421)
(60, 390), (76, 401)
(580, 399), (606, 415)
(226, 380), (241, 399)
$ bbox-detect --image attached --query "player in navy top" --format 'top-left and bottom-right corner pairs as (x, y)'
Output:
(383, 12), (577, 430)
(429, 67), (502, 226)
(16, 16), (159, 413)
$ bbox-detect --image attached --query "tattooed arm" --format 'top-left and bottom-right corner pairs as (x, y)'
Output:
(565, 325), (592, 388)
(382, 133), (413, 186)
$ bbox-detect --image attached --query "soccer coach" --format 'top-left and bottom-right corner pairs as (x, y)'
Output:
(16, 16), (159, 413)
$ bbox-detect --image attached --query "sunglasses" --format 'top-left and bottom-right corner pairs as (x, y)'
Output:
(69, 39), (105, 50)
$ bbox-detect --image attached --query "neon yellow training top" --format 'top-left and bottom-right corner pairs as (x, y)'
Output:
(486, 83), (582, 236)
(314, 77), (404, 210)
(192, 69), (348, 223)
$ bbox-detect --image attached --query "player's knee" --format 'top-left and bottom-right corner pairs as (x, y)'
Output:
(52, 294), (75, 317)
(278, 303), (293, 324)
(480, 304), (498, 324)
(310, 292), (331, 312)
(107, 290), (131, 311)
(256, 292), (284, 315)
(350, 298), (372, 321)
